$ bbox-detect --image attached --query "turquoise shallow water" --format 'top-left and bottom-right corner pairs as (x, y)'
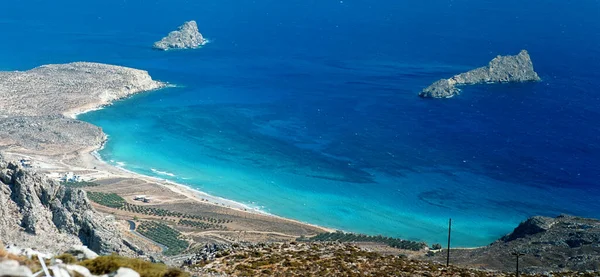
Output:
(1, 0), (600, 247)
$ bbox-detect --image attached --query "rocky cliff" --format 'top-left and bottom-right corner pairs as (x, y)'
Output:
(419, 50), (541, 98)
(0, 154), (133, 255)
(153, 21), (206, 51)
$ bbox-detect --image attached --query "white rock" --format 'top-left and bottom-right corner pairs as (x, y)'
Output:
(0, 259), (33, 277)
(48, 266), (70, 277)
(47, 264), (93, 277)
(109, 267), (140, 277)
(67, 245), (99, 260)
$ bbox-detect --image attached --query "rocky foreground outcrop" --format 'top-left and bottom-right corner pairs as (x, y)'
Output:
(153, 20), (206, 50)
(428, 215), (600, 274)
(0, 154), (133, 255)
(0, 62), (163, 155)
(419, 50), (541, 98)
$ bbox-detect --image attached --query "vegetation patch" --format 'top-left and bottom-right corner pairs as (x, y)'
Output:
(79, 255), (189, 277)
(87, 192), (232, 227)
(137, 221), (190, 256)
(86, 192), (125, 208)
(178, 219), (226, 230)
(298, 231), (427, 251)
(118, 203), (231, 224)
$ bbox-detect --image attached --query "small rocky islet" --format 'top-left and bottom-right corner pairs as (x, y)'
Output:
(153, 20), (207, 51)
(419, 50), (541, 98)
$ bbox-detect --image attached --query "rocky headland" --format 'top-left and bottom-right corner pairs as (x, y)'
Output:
(419, 50), (541, 98)
(0, 62), (164, 155)
(153, 21), (206, 51)
(428, 215), (600, 274)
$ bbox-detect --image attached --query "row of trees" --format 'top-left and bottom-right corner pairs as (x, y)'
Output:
(178, 219), (226, 230)
(119, 203), (232, 224)
(300, 232), (427, 251)
(137, 221), (190, 256)
(86, 192), (125, 208)
(85, 192), (233, 224)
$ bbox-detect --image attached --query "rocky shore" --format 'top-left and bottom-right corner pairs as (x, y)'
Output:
(419, 50), (541, 98)
(153, 21), (206, 51)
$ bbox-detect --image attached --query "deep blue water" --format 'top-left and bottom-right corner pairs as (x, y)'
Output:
(1, 0), (600, 247)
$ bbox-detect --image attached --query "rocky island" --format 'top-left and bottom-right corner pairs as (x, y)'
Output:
(419, 50), (541, 98)
(153, 20), (207, 51)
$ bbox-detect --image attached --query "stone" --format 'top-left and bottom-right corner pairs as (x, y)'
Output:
(66, 245), (99, 260)
(153, 20), (206, 50)
(65, 264), (93, 277)
(0, 260), (33, 277)
(419, 50), (541, 98)
(48, 264), (93, 277)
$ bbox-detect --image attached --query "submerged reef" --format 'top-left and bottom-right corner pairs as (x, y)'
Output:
(419, 50), (541, 98)
(153, 20), (206, 51)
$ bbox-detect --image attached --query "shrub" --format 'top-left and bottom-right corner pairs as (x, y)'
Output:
(302, 232), (427, 251)
(56, 253), (77, 264)
(79, 255), (189, 277)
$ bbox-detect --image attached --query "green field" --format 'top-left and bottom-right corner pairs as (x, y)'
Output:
(137, 221), (190, 256)
(86, 192), (125, 208)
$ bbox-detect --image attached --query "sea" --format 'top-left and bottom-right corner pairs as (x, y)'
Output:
(1, 0), (599, 247)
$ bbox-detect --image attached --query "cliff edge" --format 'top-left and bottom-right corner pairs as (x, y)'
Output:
(419, 50), (541, 98)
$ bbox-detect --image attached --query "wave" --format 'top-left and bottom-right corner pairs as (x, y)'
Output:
(151, 168), (177, 177)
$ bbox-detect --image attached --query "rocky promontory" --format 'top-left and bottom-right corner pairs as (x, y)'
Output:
(0, 62), (163, 155)
(428, 215), (600, 273)
(0, 154), (134, 255)
(153, 20), (206, 51)
(419, 50), (541, 98)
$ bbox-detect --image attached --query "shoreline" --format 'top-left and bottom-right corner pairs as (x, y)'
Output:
(57, 84), (337, 234)
(65, 83), (178, 120)
(85, 132), (337, 233)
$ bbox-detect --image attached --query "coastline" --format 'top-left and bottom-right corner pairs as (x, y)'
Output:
(84, 133), (337, 233)
(56, 85), (337, 234)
